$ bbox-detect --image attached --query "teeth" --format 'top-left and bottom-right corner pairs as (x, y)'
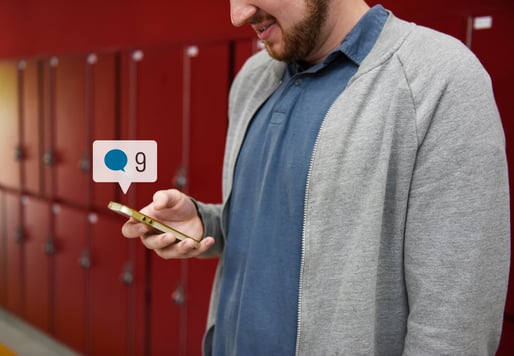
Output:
(258, 22), (272, 33)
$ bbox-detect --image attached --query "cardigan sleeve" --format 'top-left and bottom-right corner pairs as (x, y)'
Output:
(194, 201), (224, 258)
(402, 44), (510, 355)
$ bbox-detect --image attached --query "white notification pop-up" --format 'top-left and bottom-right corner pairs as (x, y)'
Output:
(93, 140), (157, 194)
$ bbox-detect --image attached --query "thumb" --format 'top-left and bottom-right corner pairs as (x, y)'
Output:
(152, 189), (181, 210)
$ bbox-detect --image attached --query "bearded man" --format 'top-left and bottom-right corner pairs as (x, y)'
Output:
(123, 0), (510, 354)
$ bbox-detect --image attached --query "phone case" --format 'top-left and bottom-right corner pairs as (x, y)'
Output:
(108, 201), (200, 248)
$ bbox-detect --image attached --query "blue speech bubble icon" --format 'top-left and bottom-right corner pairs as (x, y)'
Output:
(104, 149), (128, 172)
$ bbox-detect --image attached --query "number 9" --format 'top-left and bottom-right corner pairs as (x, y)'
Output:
(135, 152), (146, 172)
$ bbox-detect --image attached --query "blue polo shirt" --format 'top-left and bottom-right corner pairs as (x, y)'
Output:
(212, 6), (388, 355)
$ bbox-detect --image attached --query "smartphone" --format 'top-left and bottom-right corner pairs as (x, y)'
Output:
(108, 201), (200, 248)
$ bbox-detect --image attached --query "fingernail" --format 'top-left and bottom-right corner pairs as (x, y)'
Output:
(202, 238), (214, 248)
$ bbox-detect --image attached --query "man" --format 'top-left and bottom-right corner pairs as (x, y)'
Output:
(122, 0), (510, 354)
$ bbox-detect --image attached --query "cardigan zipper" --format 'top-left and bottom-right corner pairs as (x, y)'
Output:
(295, 101), (336, 355)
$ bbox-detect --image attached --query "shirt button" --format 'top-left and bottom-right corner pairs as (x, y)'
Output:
(295, 79), (302, 86)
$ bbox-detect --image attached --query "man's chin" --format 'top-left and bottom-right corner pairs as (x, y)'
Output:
(264, 43), (292, 62)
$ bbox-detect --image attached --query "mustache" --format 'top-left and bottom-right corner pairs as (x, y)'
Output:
(248, 13), (276, 25)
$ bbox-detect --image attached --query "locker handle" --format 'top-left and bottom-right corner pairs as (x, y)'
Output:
(174, 168), (188, 190)
(79, 250), (91, 269)
(15, 226), (24, 244)
(79, 152), (90, 172)
(44, 239), (55, 255)
(120, 264), (134, 285)
(172, 285), (185, 306)
(43, 149), (56, 166)
(15, 144), (24, 162)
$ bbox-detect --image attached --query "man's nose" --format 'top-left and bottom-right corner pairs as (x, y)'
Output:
(230, 0), (257, 27)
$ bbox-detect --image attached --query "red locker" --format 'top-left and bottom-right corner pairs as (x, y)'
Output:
(233, 38), (261, 76)
(41, 58), (57, 198)
(148, 254), (183, 355)
(53, 204), (88, 353)
(88, 212), (132, 356)
(186, 42), (230, 355)
(22, 195), (51, 333)
(21, 59), (43, 195)
(188, 42), (229, 202)
(119, 46), (184, 201)
(119, 46), (186, 355)
(90, 52), (118, 209)
(4, 192), (23, 316)
(0, 60), (21, 190)
(53, 55), (90, 206)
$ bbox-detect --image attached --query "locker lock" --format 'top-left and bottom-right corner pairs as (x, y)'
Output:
(43, 149), (56, 166)
(44, 239), (56, 256)
(15, 226), (24, 244)
(79, 250), (91, 269)
(172, 285), (185, 306)
(15, 145), (24, 162)
(121, 264), (134, 285)
(79, 152), (90, 172)
(174, 169), (188, 190)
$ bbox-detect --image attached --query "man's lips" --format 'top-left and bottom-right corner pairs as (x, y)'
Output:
(253, 20), (276, 40)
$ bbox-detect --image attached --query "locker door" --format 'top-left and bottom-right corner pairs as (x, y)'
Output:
(89, 212), (131, 356)
(120, 46), (185, 355)
(0, 60), (21, 190)
(0, 190), (5, 306)
(119, 47), (184, 201)
(186, 42), (230, 355)
(188, 42), (229, 202)
(233, 38), (261, 76)
(53, 55), (90, 206)
(21, 59), (43, 195)
(4, 192), (23, 316)
(41, 58), (56, 198)
(90, 53), (118, 209)
(53, 204), (88, 353)
(149, 254), (183, 356)
(22, 196), (51, 333)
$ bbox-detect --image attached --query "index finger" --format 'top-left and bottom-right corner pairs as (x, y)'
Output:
(122, 218), (149, 238)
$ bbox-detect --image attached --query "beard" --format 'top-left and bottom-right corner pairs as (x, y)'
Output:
(264, 0), (329, 63)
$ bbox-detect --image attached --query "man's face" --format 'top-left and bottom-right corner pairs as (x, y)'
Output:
(231, 0), (330, 63)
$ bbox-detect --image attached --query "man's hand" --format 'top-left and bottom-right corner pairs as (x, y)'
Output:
(121, 189), (214, 259)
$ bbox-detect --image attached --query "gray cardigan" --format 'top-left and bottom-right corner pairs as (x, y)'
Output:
(197, 12), (510, 355)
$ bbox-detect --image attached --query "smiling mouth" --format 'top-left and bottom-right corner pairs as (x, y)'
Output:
(249, 14), (277, 36)
(256, 21), (275, 33)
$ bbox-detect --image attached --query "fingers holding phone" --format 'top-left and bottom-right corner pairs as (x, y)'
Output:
(142, 232), (215, 259)
(114, 189), (213, 258)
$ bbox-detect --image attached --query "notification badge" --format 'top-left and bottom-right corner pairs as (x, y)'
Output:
(93, 140), (157, 194)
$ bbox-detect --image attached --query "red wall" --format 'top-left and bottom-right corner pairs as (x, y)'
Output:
(0, 0), (510, 59)
(0, 0), (251, 59)
(0, 0), (513, 355)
